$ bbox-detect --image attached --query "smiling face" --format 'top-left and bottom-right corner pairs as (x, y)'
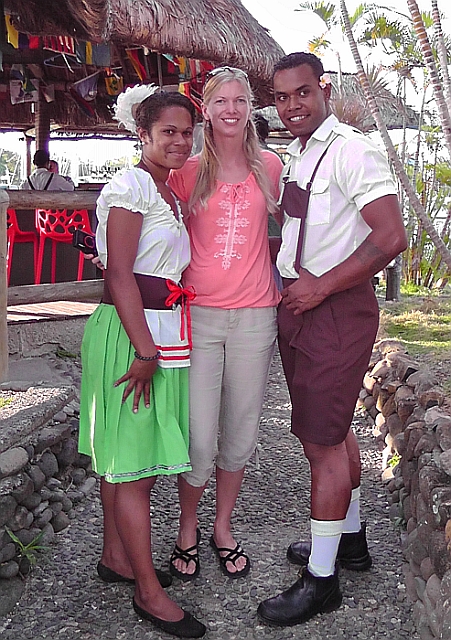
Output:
(273, 63), (331, 147)
(202, 79), (251, 139)
(138, 105), (194, 178)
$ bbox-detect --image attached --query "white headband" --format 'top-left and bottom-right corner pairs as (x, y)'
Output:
(113, 84), (160, 134)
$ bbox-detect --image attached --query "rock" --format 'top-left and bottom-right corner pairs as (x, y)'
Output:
(19, 491), (42, 511)
(437, 418), (451, 451)
(0, 447), (29, 479)
(15, 527), (42, 547)
(70, 467), (86, 486)
(0, 542), (17, 563)
(0, 495), (17, 528)
(46, 477), (62, 491)
(51, 511), (71, 532)
(26, 464), (46, 492)
(61, 496), (73, 512)
(7, 505), (34, 531)
(0, 576), (24, 615)
(440, 449), (451, 476)
(52, 410), (68, 423)
(80, 476), (97, 496)
(10, 472), (34, 504)
(35, 507), (54, 528)
(39, 522), (55, 546)
(0, 560), (20, 579)
(36, 451), (59, 478)
(56, 437), (78, 468)
(420, 387), (445, 410)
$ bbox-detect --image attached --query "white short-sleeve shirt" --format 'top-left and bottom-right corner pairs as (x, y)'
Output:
(277, 114), (398, 279)
(96, 167), (192, 367)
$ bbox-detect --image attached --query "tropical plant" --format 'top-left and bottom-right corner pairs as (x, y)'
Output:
(5, 527), (49, 572)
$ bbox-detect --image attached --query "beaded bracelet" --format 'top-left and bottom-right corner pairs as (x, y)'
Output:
(134, 350), (161, 362)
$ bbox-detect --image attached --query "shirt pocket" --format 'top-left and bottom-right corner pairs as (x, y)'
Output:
(306, 178), (330, 226)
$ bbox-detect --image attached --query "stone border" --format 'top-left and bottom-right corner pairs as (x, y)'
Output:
(359, 339), (451, 640)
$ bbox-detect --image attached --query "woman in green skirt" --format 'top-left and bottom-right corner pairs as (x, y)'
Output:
(78, 87), (205, 639)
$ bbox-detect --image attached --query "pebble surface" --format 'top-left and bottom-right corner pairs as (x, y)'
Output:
(0, 351), (418, 639)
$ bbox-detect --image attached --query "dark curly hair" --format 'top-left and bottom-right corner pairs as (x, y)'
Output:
(273, 52), (324, 81)
(134, 91), (196, 133)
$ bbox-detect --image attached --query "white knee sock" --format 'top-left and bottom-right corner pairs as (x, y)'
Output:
(343, 487), (361, 534)
(308, 518), (344, 578)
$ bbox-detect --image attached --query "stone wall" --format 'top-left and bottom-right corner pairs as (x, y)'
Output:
(359, 339), (451, 640)
(0, 392), (95, 582)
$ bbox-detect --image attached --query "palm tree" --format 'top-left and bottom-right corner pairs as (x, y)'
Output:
(431, 0), (451, 117)
(406, 0), (451, 156)
(340, 0), (451, 272)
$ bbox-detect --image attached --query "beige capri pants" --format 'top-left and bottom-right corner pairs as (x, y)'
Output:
(182, 305), (277, 487)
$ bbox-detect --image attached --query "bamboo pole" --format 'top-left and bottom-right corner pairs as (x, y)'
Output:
(0, 190), (10, 382)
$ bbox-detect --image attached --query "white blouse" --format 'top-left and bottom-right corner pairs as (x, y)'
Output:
(96, 167), (192, 368)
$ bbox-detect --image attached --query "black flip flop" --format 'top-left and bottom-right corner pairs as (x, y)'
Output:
(169, 528), (201, 582)
(209, 535), (250, 579)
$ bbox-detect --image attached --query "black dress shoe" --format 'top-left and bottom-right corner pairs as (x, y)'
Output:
(287, 522), (372, 571)
(97, 561), (173, 588)
(133, 598), (206, 638)
(257, 567), (342, 626)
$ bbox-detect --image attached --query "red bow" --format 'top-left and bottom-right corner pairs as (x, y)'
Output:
(165, 280), (196, 348)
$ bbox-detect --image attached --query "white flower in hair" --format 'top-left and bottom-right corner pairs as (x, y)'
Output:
(114, 84), (160, 134)
(319, 73), (332, 89)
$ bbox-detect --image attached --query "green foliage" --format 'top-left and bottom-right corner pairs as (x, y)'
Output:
(5, 527), (48, 567)
(56, 348), (79, 359)
(0, 397), (12, 409)
(388, 453), (401, 468)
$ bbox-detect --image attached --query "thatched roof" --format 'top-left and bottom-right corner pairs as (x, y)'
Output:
(4, 0), (284, 105)
(258, 71), (419, 135)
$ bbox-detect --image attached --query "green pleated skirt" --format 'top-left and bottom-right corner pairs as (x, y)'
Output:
(78, 304), (191, 483)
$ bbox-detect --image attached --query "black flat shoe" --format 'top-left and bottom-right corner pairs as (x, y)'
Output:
(97, 561), (172, 588)
(133, 598), (206, 638)
(170, 528), (201, 582)
(257, 567), (342, 626)
(287, 522), (372, 571)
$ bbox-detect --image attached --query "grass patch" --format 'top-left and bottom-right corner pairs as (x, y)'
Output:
(378, 292), (451, 403)
(0, 397), (13, 410)
(379, 295), (451, 358)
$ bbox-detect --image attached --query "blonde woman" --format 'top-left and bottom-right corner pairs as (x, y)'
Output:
(168, 67), (283, 581)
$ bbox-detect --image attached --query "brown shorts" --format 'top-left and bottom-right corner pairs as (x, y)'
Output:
(278, 280), (379, 446)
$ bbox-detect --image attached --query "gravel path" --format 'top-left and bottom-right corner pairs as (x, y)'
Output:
(0, 351), (417, 639)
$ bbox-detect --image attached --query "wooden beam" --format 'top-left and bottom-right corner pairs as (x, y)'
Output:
(7, 280), (103, 306)
(6, 191), (99, 209)
(0, 192), (10, 382)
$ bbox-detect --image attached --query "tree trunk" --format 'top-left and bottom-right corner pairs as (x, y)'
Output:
(385, 255), (403, 301)
(406, 0), (451, 157)
(431, 0), (451, 118)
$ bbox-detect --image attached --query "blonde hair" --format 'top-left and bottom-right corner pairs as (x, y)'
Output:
(189, 68), (277, 215)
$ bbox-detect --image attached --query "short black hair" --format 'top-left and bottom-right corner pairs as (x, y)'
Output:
(134, 91), (196, 133)
(254, 113), (269, 145)
(273, 52), (324, 81)
(33, 149), (50, 168)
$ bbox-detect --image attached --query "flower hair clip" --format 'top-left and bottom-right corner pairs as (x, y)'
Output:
(114, 84), (160, 134)
(319, 73), (332, 89)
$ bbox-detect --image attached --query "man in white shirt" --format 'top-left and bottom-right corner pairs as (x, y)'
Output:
(21, 150), (74, 191)
(258, 52), (407, 627)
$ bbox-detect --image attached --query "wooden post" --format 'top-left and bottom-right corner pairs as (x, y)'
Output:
(0, 190), (10, 382)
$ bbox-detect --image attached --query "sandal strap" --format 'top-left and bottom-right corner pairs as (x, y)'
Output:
(171, 543), (199, 565)
(215, 543), (246, 568)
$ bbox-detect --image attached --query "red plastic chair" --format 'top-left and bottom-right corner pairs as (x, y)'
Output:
(6, 208), (38, 286)
(34, 208), (93, 284)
